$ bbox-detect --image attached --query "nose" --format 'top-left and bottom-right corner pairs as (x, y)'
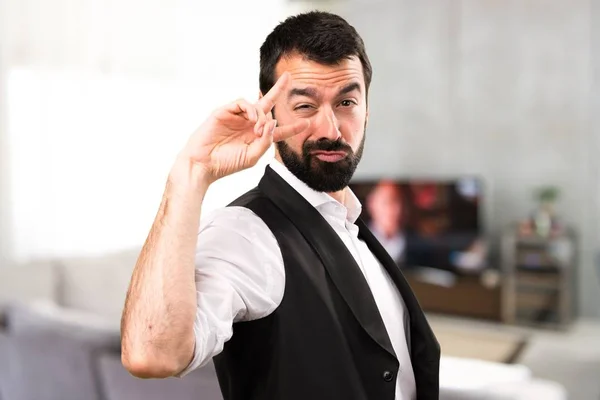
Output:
(312, 107), (341, 141)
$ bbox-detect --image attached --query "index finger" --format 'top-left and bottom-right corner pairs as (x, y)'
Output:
(258, 72), (290, 114)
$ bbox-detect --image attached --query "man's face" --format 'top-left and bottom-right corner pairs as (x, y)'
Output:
(268, 54), (368, 193)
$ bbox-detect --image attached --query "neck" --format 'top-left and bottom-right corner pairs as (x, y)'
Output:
(327, 189), (346, 204)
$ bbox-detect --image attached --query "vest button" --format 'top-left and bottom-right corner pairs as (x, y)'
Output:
(382, 371), (394, 382)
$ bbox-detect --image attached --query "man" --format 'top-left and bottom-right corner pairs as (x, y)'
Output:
(121, 11), (440, 400)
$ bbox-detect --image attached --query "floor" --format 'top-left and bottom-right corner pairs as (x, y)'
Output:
(428, 314), (600, 400)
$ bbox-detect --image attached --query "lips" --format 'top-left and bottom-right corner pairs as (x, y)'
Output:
(311, 151), (347, 163)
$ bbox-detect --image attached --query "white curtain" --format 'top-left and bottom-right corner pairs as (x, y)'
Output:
(1, 0), (309, 262)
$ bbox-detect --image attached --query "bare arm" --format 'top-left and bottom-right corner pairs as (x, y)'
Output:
(120, 72), (307, 378)
(120, 159), (209, 378)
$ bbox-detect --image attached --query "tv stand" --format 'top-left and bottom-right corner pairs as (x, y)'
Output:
(404, 267), (502, 321)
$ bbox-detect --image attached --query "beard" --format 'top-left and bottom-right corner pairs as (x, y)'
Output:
(276, 132), (365, 193)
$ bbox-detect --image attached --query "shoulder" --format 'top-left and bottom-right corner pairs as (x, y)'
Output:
(197, 205), (285, 320)
(199, 205), (269, 237)
(198, 205), (283, 268)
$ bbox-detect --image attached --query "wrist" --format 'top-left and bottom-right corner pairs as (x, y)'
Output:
(169, 157), (213, 194)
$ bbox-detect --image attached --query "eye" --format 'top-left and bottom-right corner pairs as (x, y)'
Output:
(339, 99), (356, 107)
(294, 104), (313, 111)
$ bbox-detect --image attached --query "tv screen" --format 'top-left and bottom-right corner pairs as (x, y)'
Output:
(349, 177), (487, 273)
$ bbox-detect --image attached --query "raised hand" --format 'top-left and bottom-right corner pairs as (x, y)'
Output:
(178, 72), (310, 184)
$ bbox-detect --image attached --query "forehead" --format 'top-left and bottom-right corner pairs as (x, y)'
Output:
(274, 54), (365, 93)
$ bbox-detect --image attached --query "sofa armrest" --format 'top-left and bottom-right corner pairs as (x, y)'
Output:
(440, 356), (532, 399)
(0, 329), (10, 400)
(97, 352), (224, 400)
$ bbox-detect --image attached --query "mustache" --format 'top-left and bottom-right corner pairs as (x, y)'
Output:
(303, 139), (353, 154)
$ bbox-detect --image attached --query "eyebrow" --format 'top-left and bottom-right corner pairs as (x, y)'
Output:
(288, 87), (318, 100)
(287, 82), (362, 101)
(338, 82), (361, 96)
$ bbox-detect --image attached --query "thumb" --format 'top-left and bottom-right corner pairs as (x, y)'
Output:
(247, 119), (276, 164)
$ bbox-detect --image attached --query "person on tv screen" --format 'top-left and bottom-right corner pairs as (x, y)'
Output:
(366, 180), (407, 265)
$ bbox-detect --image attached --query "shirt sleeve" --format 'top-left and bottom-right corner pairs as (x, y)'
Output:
(176, 206), (285, 377)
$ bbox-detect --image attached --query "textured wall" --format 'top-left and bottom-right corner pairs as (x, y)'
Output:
(0, 1), (12, 265)
(318, 0), (599, 317)
(592, 0), (600, 317)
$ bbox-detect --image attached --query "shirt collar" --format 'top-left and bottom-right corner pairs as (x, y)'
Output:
(268, 159), (362, 224)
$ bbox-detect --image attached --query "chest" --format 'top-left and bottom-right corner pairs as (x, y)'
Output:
(321, 213), (408, 333)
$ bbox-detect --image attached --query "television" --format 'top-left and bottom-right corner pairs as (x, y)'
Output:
(349, 177), (487, 275)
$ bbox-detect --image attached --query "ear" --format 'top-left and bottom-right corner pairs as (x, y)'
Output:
(365, 106), (370, 125)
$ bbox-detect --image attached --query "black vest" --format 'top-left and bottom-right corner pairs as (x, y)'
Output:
(213, 166), (440, 400)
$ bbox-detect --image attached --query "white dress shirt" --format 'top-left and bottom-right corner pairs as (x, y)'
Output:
(179, 159), (416, 400)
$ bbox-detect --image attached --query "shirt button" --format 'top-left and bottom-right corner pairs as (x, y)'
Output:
(382, 371), (394, 382)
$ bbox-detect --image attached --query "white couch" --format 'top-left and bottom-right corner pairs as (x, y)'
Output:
(0, 249), (567, 400)
(0, 248), (141, 326)
(439, 356), (566, 400)
(0, 248), (223, 400)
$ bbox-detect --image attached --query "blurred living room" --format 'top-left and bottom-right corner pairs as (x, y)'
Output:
(0, 0), (599, 399)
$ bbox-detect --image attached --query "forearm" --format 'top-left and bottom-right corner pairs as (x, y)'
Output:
(121, 158), (210, 377)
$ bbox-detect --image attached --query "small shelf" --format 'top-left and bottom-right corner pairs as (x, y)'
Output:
(515, 271), (560, 289)
(516, 265), (561, 274)
(516, 291), (558, 307)
(516, 284), (560, 294)
(501, 226), (576, 329)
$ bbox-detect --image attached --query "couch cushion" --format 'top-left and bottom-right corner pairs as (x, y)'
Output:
(0, 261), (58, 309)
(2, 330), (108, 400)
(3, 302), (121, 400)
(97, 353), (224, 400)
(0, 329), (9, 400)
(55, 249), (140, 323)
(6, 300), (120, 344)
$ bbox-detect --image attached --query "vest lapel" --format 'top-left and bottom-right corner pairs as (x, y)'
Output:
(258, 166), (396, 360)
(356, 218), (440, 363)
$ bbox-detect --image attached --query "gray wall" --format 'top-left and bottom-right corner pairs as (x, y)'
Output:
(592, 0), (600, 319)
(318, 0), (599, 317)
(0, 1), (12, 266)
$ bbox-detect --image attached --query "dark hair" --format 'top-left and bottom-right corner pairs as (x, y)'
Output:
(259, 11), (372, 97)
